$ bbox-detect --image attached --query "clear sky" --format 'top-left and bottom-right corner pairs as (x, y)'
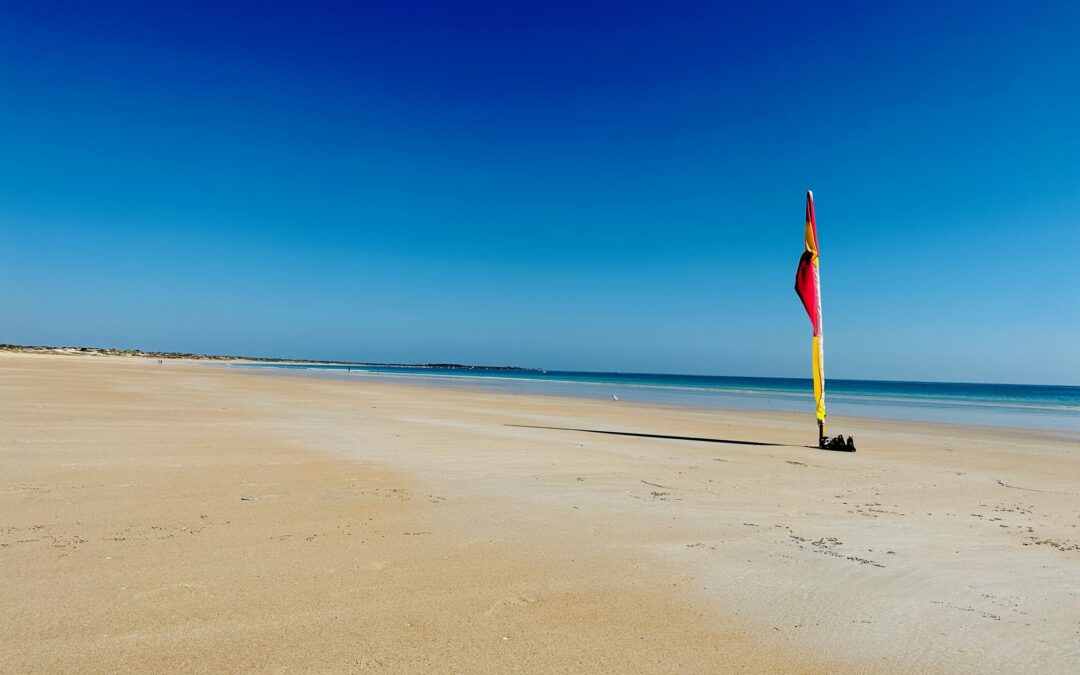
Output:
(2, 1), (1078, 384)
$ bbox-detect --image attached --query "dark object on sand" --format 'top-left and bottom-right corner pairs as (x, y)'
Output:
(820, 434), (856, 452)
(816, 419), (856, 451)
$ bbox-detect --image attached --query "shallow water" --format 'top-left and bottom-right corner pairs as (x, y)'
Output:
(234, 363), (1080, 434)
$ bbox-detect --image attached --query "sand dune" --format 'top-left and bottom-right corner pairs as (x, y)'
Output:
(2, 353), (1078, 672)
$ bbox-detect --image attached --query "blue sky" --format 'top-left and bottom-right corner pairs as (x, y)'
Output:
(2, 1), (1078, 384)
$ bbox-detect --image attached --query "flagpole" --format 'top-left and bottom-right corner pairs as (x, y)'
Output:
(813, 192), (825, 447)
(795, 190), (853, 451)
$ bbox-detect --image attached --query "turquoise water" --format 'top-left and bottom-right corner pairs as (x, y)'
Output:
(234, 363), (1080, 434)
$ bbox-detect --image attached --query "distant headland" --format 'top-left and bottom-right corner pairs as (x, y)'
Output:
(0, 343), (537, 372)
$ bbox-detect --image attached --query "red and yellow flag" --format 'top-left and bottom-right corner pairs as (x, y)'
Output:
(794, 190), (826, 422)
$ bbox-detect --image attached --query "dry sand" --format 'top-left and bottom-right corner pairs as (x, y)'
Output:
(2, 353), (1078, 672)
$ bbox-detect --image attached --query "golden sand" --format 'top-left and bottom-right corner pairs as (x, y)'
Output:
(2, 353), (1078, 672)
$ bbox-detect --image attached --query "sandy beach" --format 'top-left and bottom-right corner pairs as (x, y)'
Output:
(2, 352), (1078, 672)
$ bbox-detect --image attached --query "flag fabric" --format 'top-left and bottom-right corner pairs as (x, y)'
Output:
(794, 191), (826, 422)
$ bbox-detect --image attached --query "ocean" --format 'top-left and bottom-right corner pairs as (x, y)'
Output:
(233, 363), (1080, 435)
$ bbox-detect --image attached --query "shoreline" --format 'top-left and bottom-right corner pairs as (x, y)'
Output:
(3, 352), (1079, 671)
(7, 344), (1078, 433)
(225, 360), (1080, 440)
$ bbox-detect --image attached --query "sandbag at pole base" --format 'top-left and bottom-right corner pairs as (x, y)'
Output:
(819, 434), (856, 451)
(818, 420), (856, 451)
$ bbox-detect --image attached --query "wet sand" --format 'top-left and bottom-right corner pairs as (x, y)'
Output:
(2, 353), (1078, 672)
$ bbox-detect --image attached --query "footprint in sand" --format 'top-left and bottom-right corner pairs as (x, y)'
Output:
(484, 595), (541, 615)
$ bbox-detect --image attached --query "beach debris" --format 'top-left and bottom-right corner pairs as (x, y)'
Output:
(612, 394), (619, 401)
(239, 495), (255, 501)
